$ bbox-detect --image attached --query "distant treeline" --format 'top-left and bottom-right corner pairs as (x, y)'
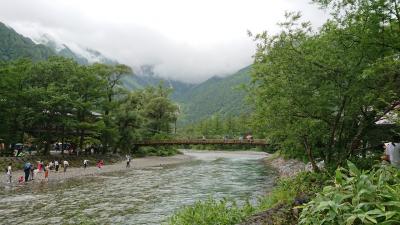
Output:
(0, 57), (178, 155)
(180, 114), (253, 139)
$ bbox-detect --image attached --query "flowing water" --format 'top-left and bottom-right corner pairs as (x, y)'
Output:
(0, 151), (277, 225)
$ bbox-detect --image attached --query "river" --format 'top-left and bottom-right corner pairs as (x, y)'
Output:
(0, 150), (277, 225)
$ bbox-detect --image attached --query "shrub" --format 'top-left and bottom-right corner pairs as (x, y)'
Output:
(167, 198), (255, 225)
(299, 161), (400, 225)
(135, 146), (180, 157)
(257, 171), (330, 210)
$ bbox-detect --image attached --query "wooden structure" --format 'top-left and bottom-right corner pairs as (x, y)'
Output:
(134, 139), (268, 146)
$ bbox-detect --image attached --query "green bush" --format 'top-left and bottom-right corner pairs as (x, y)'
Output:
(167, 198), (255, 225)
(258, 171), (330, 210)
(299, 161), (400, 225)
(135, 146), (180, 157)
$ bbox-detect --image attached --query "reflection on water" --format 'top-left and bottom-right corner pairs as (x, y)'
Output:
(0, 152), (276, 225)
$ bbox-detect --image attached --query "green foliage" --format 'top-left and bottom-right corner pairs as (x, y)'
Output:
(258, 172), (330, 210)
(176, 66), (252, 125)
(123, 65), (252, 127)
(299, 162), (400, 225)
(0, 57), (179, 155)
(181, 114), (253, 138)
(141, 84), (179, 135)
(135, 146), (180, 157)
(167, 198), (256, 225)
(0, 22), (55, 61)
(250, 0), (400, 167)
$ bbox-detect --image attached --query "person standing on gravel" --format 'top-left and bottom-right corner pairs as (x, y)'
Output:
(63, 160), (69, 173)
(97, 160), (104, 169)
(54, 160), (59, 172)
(38, 160), (43, 173)
(126, 155), (131, 168)
(83, 159), (89, 169)
(23, 162), (31, 182)
(30, 164), (34, 180)
(5, 163), (12, 183)
(44, 164), (49, 181)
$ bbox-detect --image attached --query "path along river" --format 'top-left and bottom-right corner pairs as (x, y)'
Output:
(0, 150), (277, 225)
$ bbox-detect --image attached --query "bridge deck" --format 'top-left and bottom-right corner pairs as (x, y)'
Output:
(135, 139), (268, 146)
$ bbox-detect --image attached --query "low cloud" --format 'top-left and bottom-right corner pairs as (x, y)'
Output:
(0, 0), (327, 83)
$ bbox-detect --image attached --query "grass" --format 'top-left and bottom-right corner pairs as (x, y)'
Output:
(257, 171), (330, 210)
(167, 198), (256, 225)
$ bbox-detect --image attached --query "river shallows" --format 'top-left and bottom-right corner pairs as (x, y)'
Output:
(0, 151), (277, 225)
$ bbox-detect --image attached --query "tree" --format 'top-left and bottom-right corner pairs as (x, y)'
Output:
(90, 63), (132, 153)
(24, 57), (80, 154)
(0, 59), (33, 147)
(115, 92), (143, 153)
(142, 84), (179, 137)
(0, 56), (163, 155)
(68, 64), (105, 150)
(250, 1), (400, 169)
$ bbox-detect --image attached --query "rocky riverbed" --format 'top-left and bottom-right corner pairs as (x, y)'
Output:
(1, 154), (193, 186)
(264, 154), (305, 177)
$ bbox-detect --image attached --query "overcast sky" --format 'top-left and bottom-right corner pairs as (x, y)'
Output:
(0, 0), (328, 83)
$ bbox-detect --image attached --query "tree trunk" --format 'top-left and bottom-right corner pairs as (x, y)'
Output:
(327, 97), (347, 164)
(79, 129), (85, 150)
(302, 136), (320, 172)
(44, 140), (50, 155)
(348, 124), (365, 157)
(61, 126), (65, 155)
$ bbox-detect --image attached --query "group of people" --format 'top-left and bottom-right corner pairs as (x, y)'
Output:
(21, 160), (70, 182)
(5, 156), (134, 184)
(4, 159), (70, 184)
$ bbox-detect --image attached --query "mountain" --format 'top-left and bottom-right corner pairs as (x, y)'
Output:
(36, 34), (89, 64)
(122, 65), (252, 125)
(0, 21), (251, 125)
(0, 22), (117, 65)
(122, 65), (195, 99)
(34, 34), (118, 65)
(0, 22), (55, 61)
(175, 66), (252, 125)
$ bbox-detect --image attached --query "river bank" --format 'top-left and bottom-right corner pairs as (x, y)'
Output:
(236, 154), (308, 225)
(1, 154), (193, 186)
(263, 153), (306, 177)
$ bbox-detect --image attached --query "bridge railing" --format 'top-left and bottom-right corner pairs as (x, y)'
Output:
(135, 139), (267, 145)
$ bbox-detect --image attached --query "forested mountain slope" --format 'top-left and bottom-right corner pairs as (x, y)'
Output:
(0, 22), (55, 61)
(122, 65), (195, 100)
(176, 66), (252, 125)
(124, 65), (252, 125)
